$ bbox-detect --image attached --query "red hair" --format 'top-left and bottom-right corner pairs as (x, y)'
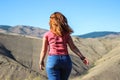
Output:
(49, 12), (73, 36)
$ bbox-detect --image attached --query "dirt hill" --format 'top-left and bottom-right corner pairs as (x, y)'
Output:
(0, 54), (47, 80)
(0, 33), (47, 80)
(0, 32), (120, 80)
(73, 37), (120, 80)
(0, 25), (48, 38)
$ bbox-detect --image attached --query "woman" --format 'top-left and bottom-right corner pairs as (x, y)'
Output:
(39, 12), (89, 80)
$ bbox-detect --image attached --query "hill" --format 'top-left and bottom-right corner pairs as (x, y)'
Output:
(0, 54), (47, 80)
(0, 25), (120, 38)
(73, 37), (120, 80)
(0, 33), (47, 80)
(0, 32), (91, 80)
(1, 25), (120, 38)
(0, 25), (120, 80)
(78, 31), (120, 38)
(0, 25), (48, 37)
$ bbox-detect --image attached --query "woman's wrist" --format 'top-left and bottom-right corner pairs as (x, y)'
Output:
(80, 56), (86, 60)
(39, 60), (43, 65)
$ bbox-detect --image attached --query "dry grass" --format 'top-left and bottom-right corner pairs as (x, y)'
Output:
(1, 33), (120, 80)
(72, 38), (120, 80)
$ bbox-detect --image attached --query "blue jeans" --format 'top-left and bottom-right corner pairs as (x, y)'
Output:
(46, 55), (72, 80)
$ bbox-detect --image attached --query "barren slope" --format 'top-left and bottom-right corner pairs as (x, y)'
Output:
(0, 54), (47, 80)
(0, 32), (120, 80)
(73, 38), (120, 80)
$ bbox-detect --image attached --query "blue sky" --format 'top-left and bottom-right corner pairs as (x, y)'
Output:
(0, 0), (120, 35)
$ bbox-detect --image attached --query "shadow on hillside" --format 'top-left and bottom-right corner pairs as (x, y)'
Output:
(0, 43), (16, 60)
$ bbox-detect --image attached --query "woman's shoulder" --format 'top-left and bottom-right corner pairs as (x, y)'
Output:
(44, 30), (53, 35)
(44, 31), (50, 34)
(44, 30), (55, 37)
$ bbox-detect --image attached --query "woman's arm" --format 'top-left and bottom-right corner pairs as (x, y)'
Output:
(39, 37), (48, 70)
(68, 36), (89, 65)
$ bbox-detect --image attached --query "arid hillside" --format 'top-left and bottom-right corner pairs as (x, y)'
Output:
(0, 32), (120, 80)
(73, 37), (120, 80)
(0, 33), (47, 80)
(0, 25), (48, 38)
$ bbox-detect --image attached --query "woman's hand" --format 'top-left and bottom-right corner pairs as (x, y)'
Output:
(39, 61), (45, 70)
(82, 58), (89, 65)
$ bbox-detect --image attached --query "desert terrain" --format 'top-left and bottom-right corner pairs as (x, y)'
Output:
(0, 26), (120, 80)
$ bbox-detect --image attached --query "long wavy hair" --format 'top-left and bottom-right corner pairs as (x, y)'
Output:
(49, 12), (73, 36)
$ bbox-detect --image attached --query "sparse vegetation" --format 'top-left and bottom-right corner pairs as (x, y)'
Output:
(0, 26), (120, 80)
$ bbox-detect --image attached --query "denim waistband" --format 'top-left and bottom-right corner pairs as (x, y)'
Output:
(48, 53), (69, 56)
